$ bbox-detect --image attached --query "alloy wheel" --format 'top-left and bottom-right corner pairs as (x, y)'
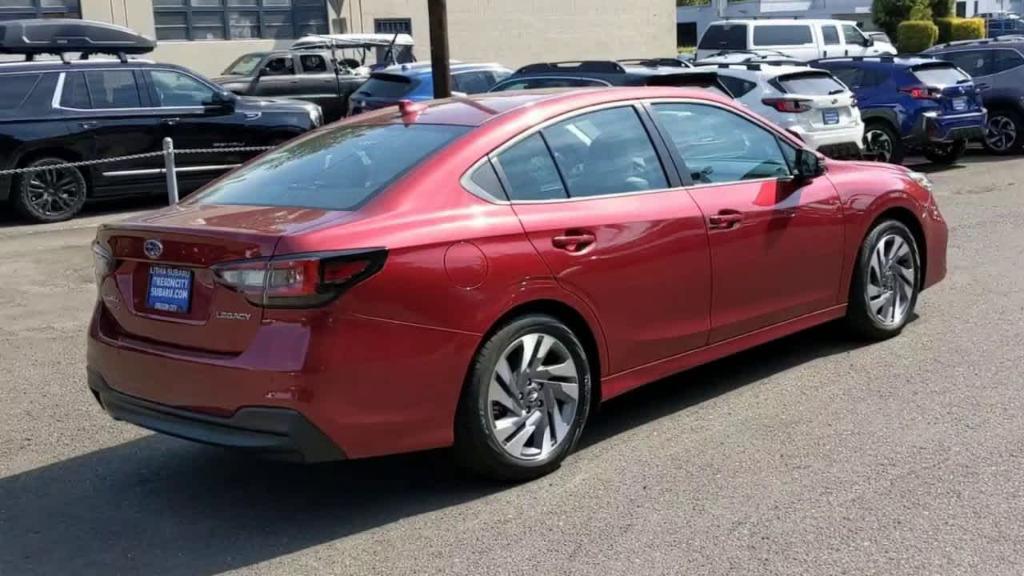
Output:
(986, 115), (1017, 152)
(25, 165), (85, 219)
(864, 129), (894, 162)
(487, 333), (581, 461)
(865, 234), (916, 326)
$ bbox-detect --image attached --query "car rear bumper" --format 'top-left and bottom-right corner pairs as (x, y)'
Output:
(911, 110), (987, 144)
(88, 370), (344, 462)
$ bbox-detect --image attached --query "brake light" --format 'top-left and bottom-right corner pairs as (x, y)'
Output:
(761, 97), (812, 113)
(213, 249), (386, 308)
(91, 242), (114, 293)
(899, 86), (940, 100)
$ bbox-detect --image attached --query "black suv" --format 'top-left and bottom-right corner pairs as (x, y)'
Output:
(925, 37), (1024, 154)
(489, 60), (718, 92)
(0, 20), (323, 222)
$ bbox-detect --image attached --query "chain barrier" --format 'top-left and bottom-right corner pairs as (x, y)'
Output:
(0, 145), (276, 177)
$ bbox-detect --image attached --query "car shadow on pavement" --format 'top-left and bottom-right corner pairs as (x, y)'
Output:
(0, 321), (876, 576)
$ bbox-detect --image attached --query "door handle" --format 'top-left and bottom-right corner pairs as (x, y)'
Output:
(552, 232), (596, 252)
(708, 210), (744, 230)
(976, 83), (990, 91)
(161, 118), (180, 126)
(79, 121), (98, 129)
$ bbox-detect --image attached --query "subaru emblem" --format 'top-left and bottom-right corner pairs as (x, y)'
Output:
(143, 239), (163, 259)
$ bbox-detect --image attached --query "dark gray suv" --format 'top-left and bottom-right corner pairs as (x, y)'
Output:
(926, 38), (1024, 154)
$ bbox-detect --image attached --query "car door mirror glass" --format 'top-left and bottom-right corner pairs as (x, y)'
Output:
(795, 148), (824, 180)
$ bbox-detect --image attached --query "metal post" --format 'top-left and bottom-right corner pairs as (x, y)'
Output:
(163, 137), (179, 205)
(428, 0), (451, 99)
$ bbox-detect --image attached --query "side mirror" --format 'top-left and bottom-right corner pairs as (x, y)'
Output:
(795, 148), (825, 180)
(863, 36), (875, 47)
(208, 90), (236, 111)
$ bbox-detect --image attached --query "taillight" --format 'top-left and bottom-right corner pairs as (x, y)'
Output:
(761, 97), (812, 113)
(91, 242), (114, 293)
(213, 249), (387, 308)
(899, 86), (940, 100)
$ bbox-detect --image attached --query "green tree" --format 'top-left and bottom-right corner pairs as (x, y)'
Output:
(930, 0), (954, 18)
(872, 0), (932, 39)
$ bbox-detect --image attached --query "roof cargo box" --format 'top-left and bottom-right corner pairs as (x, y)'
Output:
(0, 19), (155, 58)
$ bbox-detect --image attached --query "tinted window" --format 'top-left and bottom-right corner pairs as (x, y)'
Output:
(150, 70), (216, 107)
(940, 50), (989, 77)
(61, 72), (91, 109)
(543, 107), (667, 198)
(465, 159), (506, 201)
(495, 134), (567, 201)
(842, 25), (866, 45)
(719, 75), (758, 97)
(261, 56), (295, 76)
(491, 77), (607, 91)
(300, 54), (328, 73)
(0, 74), (40, 110)
(653, 103), (790, 184)
(912, 64), (971, 85)
(822, 26), (841, 45)
(196, 124), (469, 211)
(357, 74), (415, 98)
(778, 72), (847, 95)
(699, 23), (748, 51)
(753, 25), (813, 46)
(85, 71), (142, 109)
(992, 49), (1024, 73)
(453, 71), (496, 94)
(827, 66), (864, 88)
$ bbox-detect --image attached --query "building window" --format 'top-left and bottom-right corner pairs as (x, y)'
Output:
(374, 18), (412, 35)
(153, 0), (328, 42)
(0, 0), (80, 21)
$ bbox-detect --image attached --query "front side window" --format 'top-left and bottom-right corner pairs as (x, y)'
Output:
(261, 56), (295, 76)
(223, 53), (266, 76)
(150, 70), (216, 107)
(494, 134), (567, 201)
(699, 23), (748, 51)
(491, 77), (607, 91)
(842, 24), (867, 45)
(653, 103), (790, 185)
(196, 124), (469, 211)
(822, 25), (841, 45)
(753, 25), (814, 46)
(153, 0), (328, 41)
(543, 107), (668, 198)
(84, 71), (142, 109)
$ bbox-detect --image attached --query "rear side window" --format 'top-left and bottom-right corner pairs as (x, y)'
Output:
(491, 77), (607, 91)
(357, 74), (415, 98)
(777, 72), (847, 95)
(465, 159), (506, 201)
(84, 70), (142, 109)
(699, 24), (748, 51)
(912, 64), (971, 85)
(196, 124), (469, 211)
(718, 75), (757, 97)
(822, 26), (841, 45)
(0, 73), (40, 110)
(61, 72), (91, 109)
(300, 54), (328, 73)
(753, 25), (813, 46)
(495, 134), (567, 201)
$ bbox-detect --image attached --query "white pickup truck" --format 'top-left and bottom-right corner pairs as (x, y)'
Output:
(696, 19), (897, 61)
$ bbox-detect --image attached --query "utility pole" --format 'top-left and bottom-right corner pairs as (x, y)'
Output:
(428, 0), (452, 98)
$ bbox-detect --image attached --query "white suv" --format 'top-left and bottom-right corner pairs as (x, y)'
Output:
(696, 19), (897, 61)
(680, 63), (864, 158)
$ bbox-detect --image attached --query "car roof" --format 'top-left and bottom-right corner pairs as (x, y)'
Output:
(814, 56), (942, 68)
(0, 57), (164, 73)
(694, 62), (827, 79)
(927, 36), (1024, 50)
(706, 18), (858, 25)
(497, 60), (693, 86)
(337, 86), (736, 128)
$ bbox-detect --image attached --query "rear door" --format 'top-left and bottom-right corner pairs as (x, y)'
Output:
(650, 101), (845, 342)
(820, 24), (843, 59)
(58, 69), (166, 197)
(496, 104), (711, 374)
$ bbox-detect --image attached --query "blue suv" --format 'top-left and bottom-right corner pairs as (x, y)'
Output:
(347, 62), (511, 115)
(815, 56), (986, 164)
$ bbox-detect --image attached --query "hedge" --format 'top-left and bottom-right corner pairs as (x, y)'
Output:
(951, 18), (986, 40)
(898, 20), (939, 52)
(935, 17), (956, 43)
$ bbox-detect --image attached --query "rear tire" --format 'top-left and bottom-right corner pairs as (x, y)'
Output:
(863, 121), (905, 164)
(454, 314), (592, 482)
(923, 140), (967, 165)
(12, 157), (87, 223)
(983, 109), (1023, 155)
(846, 220), (921, 340)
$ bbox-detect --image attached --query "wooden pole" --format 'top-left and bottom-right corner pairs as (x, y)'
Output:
(427, 0), (451, 98)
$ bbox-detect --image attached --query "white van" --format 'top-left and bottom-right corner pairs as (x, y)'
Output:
(696, 19), (897, 61)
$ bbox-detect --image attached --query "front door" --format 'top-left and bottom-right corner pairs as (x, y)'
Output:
(251, 54), (300, 98)
(649, 101), (845, 343)
(495, 105), (711, 374)
(296, 52), (346, 121)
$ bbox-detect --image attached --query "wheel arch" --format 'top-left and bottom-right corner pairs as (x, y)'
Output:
(2, 147), (89, 203)
(862, 205), (928, 287)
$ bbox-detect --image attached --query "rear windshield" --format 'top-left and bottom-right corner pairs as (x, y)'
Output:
(698, 24), (748, 51)
(356, 74), (415, 98)
(777, 72), (847, 95)
(195, 124), (470, 211)
(912, 64), (971, 86)
(753, 25), (814, 46)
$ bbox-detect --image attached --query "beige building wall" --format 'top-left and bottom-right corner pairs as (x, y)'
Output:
(78, 0), (674, 76)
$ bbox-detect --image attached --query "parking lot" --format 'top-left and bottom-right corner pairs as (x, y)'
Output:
(1, 153), (1022, 575)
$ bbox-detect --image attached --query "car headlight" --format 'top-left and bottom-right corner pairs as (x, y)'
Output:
(908, 171), (934, 193)
(308, 106), (323, 127)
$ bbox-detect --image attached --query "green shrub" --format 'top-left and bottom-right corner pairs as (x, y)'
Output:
(930, 0), (954, 17)
(873, 0), (933, 38)
(951, 18), (986, 40)
(897, 20), (939, 52)
(935, 17), (956, 43)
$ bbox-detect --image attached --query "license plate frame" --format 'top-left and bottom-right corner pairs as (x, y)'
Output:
(822, 108), (840, 125)
(146, 265), (193, 313)
(952, 96), (967, 111)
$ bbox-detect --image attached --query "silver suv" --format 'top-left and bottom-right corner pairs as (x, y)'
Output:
(925, 37), (1024, 154)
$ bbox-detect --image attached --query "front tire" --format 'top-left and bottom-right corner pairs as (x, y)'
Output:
(983, 109), (1023, 155)
(12, 158), (88, 223)
(923, 140), (967, 165)
(846, 220), (921, 340)
(455, 314), (592, 481)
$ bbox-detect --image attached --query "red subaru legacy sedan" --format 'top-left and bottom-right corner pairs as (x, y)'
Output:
(87, 87), (947, 480)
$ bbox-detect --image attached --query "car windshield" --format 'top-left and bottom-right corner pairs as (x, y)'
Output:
(912, 64), (971, 86)
(777, 72), (848, 95)
(224, 54), (266, 76)
(195, 124), (470, 211)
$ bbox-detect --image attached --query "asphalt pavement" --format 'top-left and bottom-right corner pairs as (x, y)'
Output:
(1, 154), (1022, 575)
